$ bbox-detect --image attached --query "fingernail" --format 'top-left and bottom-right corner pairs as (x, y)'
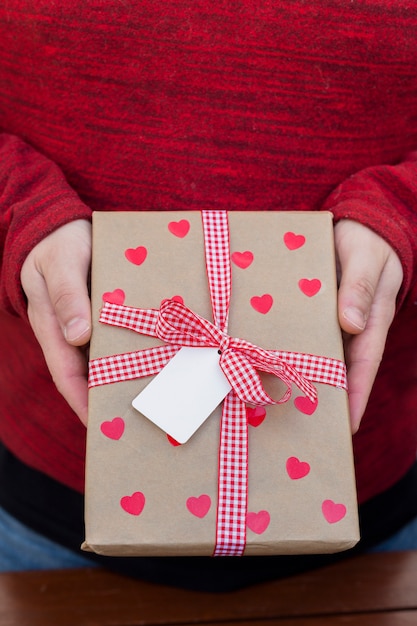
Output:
(64, 318), (90, 342)
(343, 307), (366, 331)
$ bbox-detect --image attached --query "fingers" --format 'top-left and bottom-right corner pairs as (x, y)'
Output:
(27, 292), (90, 424)
(21, 219), (92, 425)
(342, 309), (387, 433)
(334, 220), (403, 432)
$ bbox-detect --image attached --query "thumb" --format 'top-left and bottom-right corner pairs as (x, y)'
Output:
(338, 272), (372, 335)
(39, 220), (92, 346)
(335, 222), (381, 335)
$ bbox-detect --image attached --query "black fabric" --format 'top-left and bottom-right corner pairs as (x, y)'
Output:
(0, 442), (416, 592)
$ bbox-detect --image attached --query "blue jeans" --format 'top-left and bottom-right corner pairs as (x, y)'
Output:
(0, 504), (416, 573)
(368, 515), (417, 552)
(0, 507), (95, 571)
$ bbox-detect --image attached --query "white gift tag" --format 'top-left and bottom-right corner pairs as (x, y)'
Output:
(132, 347), (232, 444)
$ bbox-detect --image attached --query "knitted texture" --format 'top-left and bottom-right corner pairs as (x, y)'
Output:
(0, 1), (417, 502)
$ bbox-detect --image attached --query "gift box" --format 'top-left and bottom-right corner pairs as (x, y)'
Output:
(83, 210), (359, 557)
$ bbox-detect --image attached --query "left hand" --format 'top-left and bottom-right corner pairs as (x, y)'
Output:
(334, 219), (403, 433)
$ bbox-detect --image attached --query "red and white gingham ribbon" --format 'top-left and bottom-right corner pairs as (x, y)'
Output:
(89, 211), (347, 556)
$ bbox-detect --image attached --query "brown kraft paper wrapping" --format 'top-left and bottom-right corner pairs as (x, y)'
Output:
(83, 210), (360, 557)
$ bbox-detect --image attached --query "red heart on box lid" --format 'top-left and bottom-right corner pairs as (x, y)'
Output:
(286, 456), (310, 480)
(168, 220), (190, 238)
(102, 288), (125, 305)
(322, 500), (347, 524)
(120, 492), (146, 516)
(100, 417), (125, 440)
(283, 232), (306, 250)
(250, 294), (273, 314)
(246, 406), (266, 427)
(231, 251), (254, 269)
(298, 278), (321, 297)
(186, 495), (211, 518)
(246, 510), (270, 534)
(125, 246), (147, 266)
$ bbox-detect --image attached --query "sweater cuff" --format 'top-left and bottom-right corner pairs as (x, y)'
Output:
(322, 168), (417, 309)
(0, 134), (92, 319)
(5, 197), (92, 319)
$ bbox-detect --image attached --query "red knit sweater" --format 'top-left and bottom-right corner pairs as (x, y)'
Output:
(1, 1), (417, 504)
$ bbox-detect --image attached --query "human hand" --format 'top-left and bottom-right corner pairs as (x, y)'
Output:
(334, 219), (403, 433)
(20, 219), (92, 426)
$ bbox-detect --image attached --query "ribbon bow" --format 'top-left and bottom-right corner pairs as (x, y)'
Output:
(90, 297), (346, 403)
(147, 297), (318, 405)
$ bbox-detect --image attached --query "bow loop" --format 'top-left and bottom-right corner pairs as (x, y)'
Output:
(156, 299), (226, 349)
(220, 349), (281, 406)
(237, 344), (318, 403)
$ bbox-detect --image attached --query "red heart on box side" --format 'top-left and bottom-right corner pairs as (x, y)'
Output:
(286, 456), (311, 480)
(124, 246), (147, 266)
(100, 417), (125, 440)
(294, 395), (318, 415)
(120, 492), (146, 516)
(322, 499), (347, 524)
(231, 250), (254, 269)
(167, 434), (182, 446)
(298, 278), (322, 297)
(246, 510), (270, 534)
(171, 295), (184, 305)
(284, 232), (306, 250)
(246, 406), (266, 427)
(186, 494), (211, 518)
(250, 294), (273, 314)
(102, 288), (125, 305)
(168, 220), (190, 238)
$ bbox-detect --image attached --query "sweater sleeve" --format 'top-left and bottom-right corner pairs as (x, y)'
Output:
(0, 133), (92, 319)
(322, 151), (417, 308)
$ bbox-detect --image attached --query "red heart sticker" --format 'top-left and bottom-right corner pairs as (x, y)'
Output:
(124, 246), (147, 266)
(120, 492), (145, 516)
(102, 288), (125, 305)
(322, 499), (347, 524)
(231, 251), (254, 269)
(246, 406), (266, 427)
(246, 510), (270, 534)
(294, 395), (318, 415)
(286, 456), (311, 480)
(168, 220), (190, 238)
(100, 417), (125, 440)
(186, 494), (211, 518)
(283, 232), (306, 250)
(171, 295), (184, 305)
(298, 278), (321, 297)
(250, 294), (273, 314)
(167, 434), (182, 446)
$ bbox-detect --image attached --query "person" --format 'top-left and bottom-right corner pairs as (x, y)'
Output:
(0, 1), (416, 591)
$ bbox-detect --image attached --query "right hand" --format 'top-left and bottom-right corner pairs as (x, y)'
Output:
(334, 219), (403, 433)
(20, 219), (92, 425)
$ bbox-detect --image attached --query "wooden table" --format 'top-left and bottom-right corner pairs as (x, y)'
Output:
(0, 551), (416, 625)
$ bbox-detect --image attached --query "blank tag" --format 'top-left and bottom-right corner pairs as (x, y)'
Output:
(132, 347), (232, 443)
